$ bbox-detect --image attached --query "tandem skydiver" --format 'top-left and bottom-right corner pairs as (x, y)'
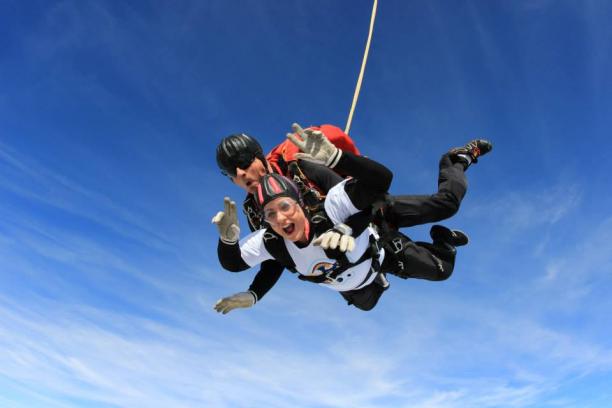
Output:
(212, 124), (491, 312)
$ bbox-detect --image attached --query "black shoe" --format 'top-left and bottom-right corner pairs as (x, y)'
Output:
(449, 139), (492, 164)
(430, 225), (469, 247)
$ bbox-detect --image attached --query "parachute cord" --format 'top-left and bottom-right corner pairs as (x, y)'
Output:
(344, 0), (378, 135)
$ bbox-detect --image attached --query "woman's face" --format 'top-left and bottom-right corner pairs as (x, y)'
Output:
(263, 197), (309, 242)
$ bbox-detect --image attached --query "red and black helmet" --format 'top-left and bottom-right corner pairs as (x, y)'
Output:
(256, 173), (302, 208)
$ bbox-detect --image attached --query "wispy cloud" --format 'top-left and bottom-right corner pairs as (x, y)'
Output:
(465, 182), (582, 236)
(5, 244), (612, 408)
(0, 142), (174, 252)
(535, 215), (612, 302)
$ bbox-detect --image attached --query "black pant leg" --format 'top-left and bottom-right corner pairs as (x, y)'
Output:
(381, 232), (456, 281)
(386, 154), (468, 228)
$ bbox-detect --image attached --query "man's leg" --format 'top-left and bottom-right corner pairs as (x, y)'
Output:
(380, 227), (466, 281)
(384, 153), (467, 228)
(383, 139), (492, 229)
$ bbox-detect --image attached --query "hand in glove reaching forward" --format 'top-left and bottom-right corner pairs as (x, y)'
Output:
(214, 291), (257, 314)
(286, 123), (342, 168)
(211, 197), (240, 244)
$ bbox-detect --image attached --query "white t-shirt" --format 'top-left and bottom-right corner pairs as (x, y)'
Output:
(239, 180), (385, 292)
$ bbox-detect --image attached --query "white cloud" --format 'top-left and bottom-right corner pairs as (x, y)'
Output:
(533, 216), (612, 304)
(465, 183), (582, 235)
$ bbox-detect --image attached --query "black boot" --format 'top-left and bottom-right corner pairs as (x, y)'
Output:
(449, 139), (493, 168)
(430, 225), (469, 247)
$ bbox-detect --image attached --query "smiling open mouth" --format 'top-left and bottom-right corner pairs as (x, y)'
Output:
(282, 223), (295, 234)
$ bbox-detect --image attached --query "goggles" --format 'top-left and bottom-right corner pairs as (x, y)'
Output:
(220, 151), (257, 177)
(263, 199), (299, 224)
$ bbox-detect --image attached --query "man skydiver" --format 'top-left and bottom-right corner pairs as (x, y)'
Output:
(212, 124), (491, 313)
(213, 129), (476, 311)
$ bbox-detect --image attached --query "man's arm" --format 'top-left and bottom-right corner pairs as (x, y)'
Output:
(297, 157), (373, 249)
(296, 159), (343, 194)
(332, 151), (393, 210)
(287, 123), (392, 210)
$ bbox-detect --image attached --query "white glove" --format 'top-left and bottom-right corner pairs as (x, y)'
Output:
(286, 123), (342, 168)
(214, 291), (257, 314)
(211, 197), (240, 244)
(312, 223), (356, 253)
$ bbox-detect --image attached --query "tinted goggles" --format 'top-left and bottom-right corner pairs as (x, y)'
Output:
(220, 152), (257, 177)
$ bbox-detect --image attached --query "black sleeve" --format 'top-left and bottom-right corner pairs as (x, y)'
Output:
(297, 159), (372, 236)
(217, 239), (283, 301)
(296, 160), (343, 194)
(247, 260), (284, 301)
(217, 240), (250, 272)
(343, 207), (374, 236)
(333, 151), (393, 210)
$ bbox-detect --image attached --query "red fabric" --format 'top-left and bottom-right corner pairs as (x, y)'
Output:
(266, 124), (360, 173)
(268, 177), (282, 194)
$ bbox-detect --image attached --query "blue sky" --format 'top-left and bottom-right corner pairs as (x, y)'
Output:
(1, 0), (612, 407)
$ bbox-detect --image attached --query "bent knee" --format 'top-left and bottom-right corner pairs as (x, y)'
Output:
(437, 201), (460, 220)
(432, 193), (461, 220)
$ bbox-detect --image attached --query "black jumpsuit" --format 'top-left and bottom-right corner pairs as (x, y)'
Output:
(218, 153), (466, 310)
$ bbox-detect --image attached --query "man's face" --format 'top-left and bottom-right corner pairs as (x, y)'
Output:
(230, 157), (268, 195)
(263, 197), (308, 243)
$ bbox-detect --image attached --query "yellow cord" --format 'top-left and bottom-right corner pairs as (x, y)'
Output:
(345, 0), (378, 135)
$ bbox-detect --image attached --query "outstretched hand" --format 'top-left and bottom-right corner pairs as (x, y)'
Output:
(286, 123), (342, 168)
(214, 291), (256, 314)
(211, 197), (240, 244)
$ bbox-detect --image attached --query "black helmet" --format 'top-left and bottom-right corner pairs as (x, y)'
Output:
(256, 173), (302, 208)
(216, 133), (265, 176)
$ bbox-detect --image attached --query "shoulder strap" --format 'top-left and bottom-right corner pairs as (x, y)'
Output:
(243, 194), (263, 232)
(262, 229), (297, 273)
(286, 161), (324, 209)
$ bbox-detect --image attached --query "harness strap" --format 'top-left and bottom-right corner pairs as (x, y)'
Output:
(287, 161), (324, 210)
(298, 235), (381, 284)
(262, 230), (298, 273)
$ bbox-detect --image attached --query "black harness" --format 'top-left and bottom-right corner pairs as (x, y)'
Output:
(262, 203), (381, 284)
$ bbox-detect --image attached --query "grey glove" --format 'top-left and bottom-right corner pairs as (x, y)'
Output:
(211, 197), (240, 244)
(312, 223), (356, 252)
(286, 123), (342, 168)
(214, 291), (257, 314)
